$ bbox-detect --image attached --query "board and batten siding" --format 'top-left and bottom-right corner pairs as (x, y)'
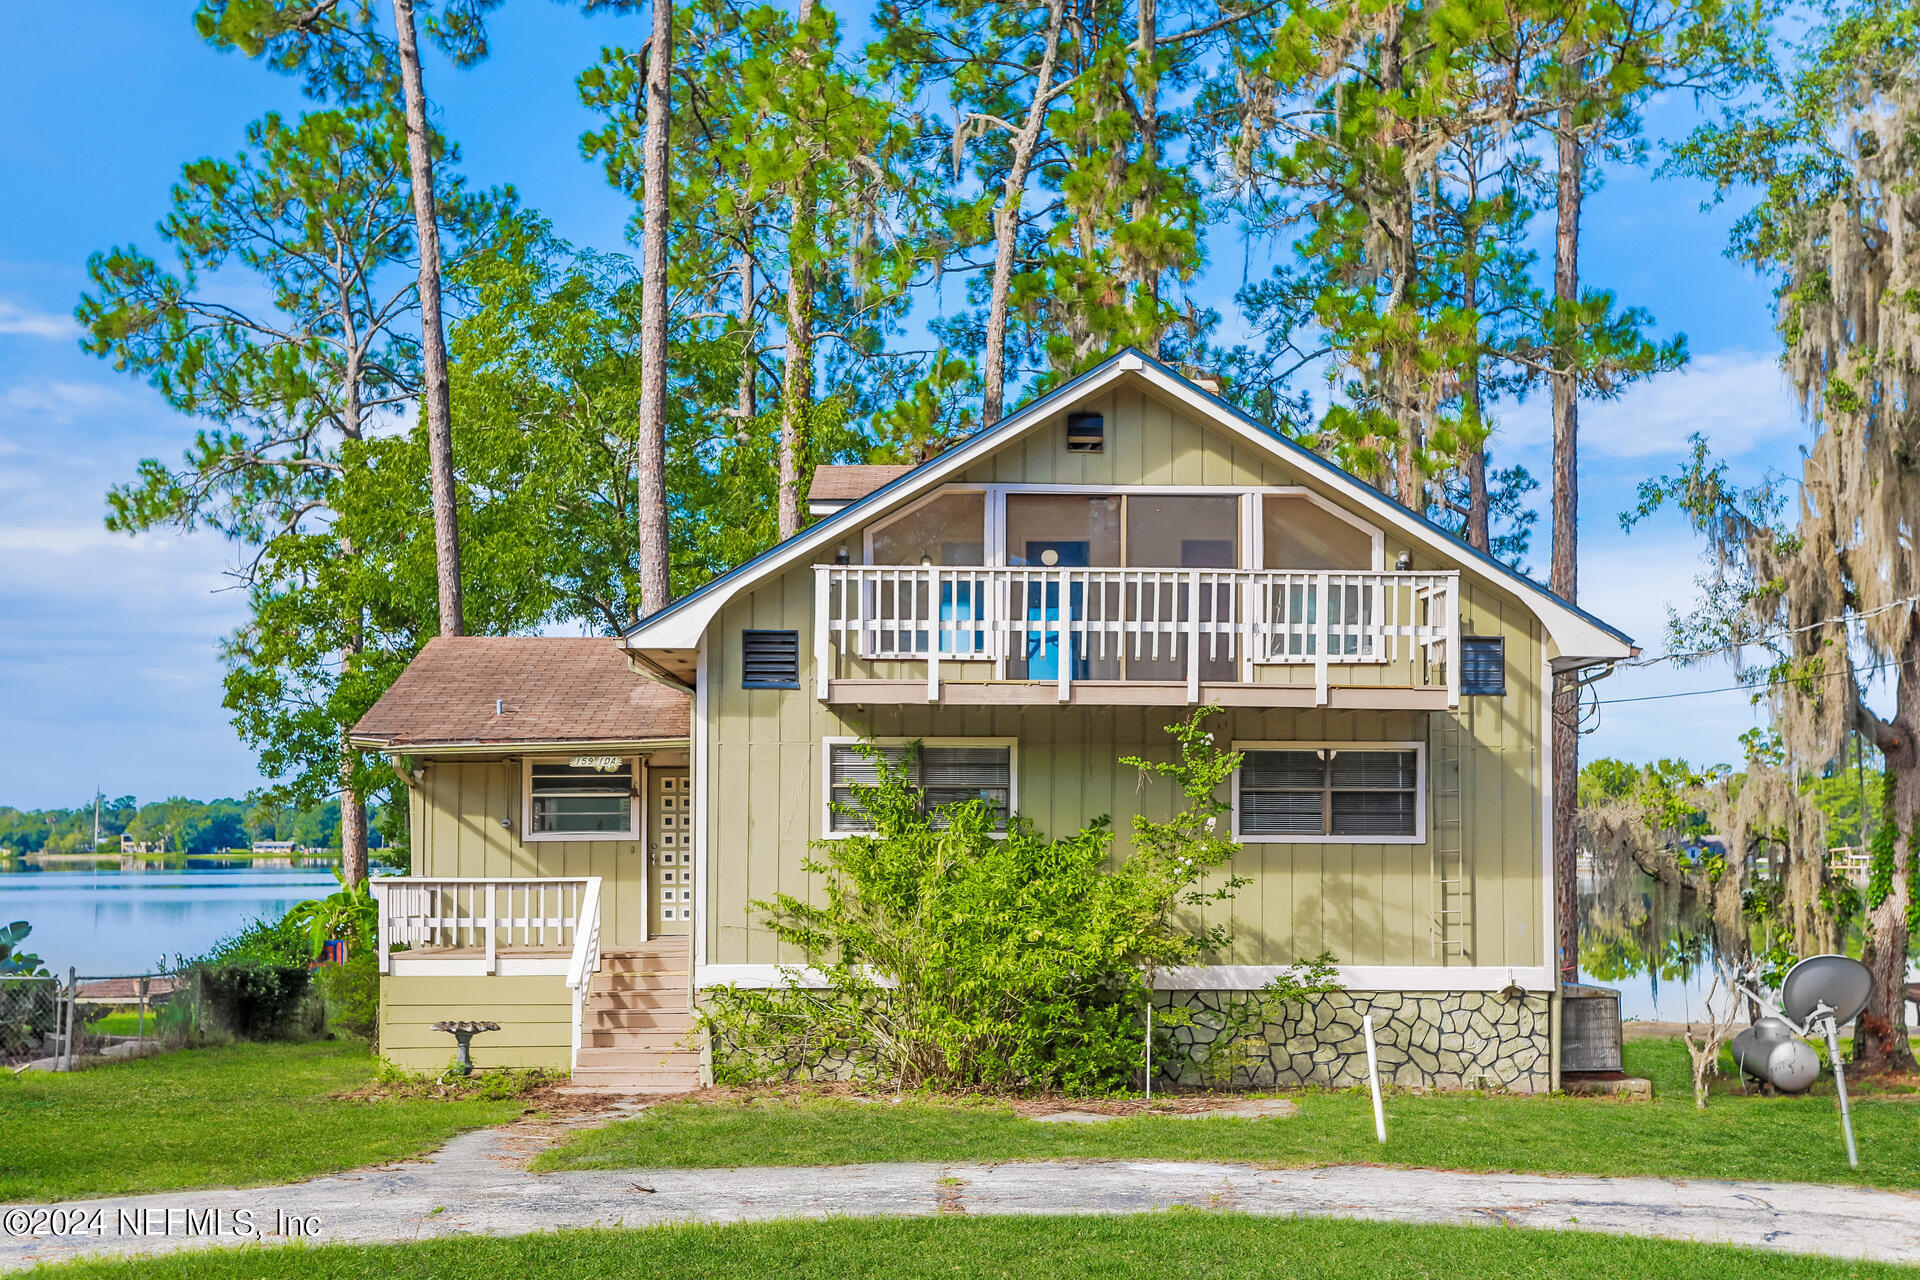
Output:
(408, 755), (684, 951)
(699, 389), (1548, 979)
(379, 973), (572, 1071)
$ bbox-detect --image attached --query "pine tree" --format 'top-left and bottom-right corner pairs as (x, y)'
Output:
(79, 108), (501, 884)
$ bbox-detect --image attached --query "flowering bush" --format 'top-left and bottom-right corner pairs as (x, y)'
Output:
(701, 710), (1248, 1093)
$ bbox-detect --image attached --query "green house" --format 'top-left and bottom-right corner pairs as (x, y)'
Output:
(352, 351), (1634, 1091)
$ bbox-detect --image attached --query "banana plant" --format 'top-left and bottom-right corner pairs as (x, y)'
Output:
(0, 921), (47, 976)
(283, 871), (379, 958)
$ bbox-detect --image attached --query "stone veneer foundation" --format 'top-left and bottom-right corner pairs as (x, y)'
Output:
(707, 989), (1553, 1092)
(1153, 989), (1552, 1093)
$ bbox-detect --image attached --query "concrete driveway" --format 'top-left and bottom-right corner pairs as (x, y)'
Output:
(6, 1125), (1920, 1270)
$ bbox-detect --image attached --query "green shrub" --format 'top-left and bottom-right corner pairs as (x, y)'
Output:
(701, 709), (1247, 1094)
(194, 960), (315, 1039)
(318, 948), (380, 1041)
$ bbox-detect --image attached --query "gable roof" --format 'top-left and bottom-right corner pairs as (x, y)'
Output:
(625, 349), (1635, 668)
(351, 636), (689, 752)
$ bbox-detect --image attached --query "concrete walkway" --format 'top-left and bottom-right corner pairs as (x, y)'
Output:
(6, 1126), (1920, 1270)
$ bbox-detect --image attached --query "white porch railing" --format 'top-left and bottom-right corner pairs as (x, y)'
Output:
(371, 877), (596, 975)
(565, 877), (603, 1072)
(813, 565), (1460, 704)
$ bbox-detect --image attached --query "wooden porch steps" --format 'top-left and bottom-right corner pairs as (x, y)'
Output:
(563, 937), (703, 1095)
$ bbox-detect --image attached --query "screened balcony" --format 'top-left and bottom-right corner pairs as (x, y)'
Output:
(812, 488), (1464, 709)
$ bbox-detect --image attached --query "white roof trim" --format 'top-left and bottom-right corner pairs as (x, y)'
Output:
(625, 352), (1632, 664)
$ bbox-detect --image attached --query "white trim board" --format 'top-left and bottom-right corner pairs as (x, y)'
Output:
(697, 964), (895, 990)
(697, 962), (1553, 994)
(386, 955), (573, 978)
(1154, 965), (1554, 993)
(624, 353), (1634, 667)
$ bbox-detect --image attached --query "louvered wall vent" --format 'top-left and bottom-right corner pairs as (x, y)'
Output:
(742, 629), (800, 689)
(1459, 636), (1506, 696)
(1065, 411), (1105, 452)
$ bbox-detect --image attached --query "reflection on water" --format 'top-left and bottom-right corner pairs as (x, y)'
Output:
(1579, 862), (1721, 1022)
(0, 865), (340, 976)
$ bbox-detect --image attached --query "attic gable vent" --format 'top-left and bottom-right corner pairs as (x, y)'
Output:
(741, 629), (800, 689)
(1065, 411), (1104, 452)
(1460, 636), (1506, 696)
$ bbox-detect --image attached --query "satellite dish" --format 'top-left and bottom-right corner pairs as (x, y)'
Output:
(1781, 954), (1872, 1027)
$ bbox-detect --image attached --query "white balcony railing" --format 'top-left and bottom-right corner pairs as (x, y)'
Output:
(372, 876), (598, 975)
(813, 565), (1460, 704)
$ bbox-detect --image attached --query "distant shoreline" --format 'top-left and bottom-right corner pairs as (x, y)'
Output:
(1, 850), (346, 865)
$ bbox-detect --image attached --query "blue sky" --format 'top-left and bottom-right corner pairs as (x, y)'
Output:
(0, 4), (1800, 809)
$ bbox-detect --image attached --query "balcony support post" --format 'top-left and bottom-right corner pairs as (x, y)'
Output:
(814, 567), (831, 701)
(927, 567), (942, 702)
(1314, 571), (1331, 706)
(1057, 567), (1071, 703)
(1187, 569), (1203, 703)
(1445, 577), (1461, 708)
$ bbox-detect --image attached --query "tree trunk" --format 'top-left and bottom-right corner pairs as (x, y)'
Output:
(1461, 244), (1489, 552)
(1134, 0), (1159, 352)
(737, 252), (757, 420)
(1550, 51), (1584, 987)
(1858, 630), (1919, 1073)
(777, 0), (819, 540)
(390, 0), (463, 637)
(981, 0), (1067, 427)
(635, 0), (674, 615)
(338, 735), (369, 888)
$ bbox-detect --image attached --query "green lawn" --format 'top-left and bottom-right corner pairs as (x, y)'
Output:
(24, 1214), (1920, 1280)
(81, 1011), (155, 1037)
(0, 1042), (522, 1203)
(537, 1039), (1920, 1191)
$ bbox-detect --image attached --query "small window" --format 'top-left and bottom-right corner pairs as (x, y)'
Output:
(1460, 636), (1506, 696)
(828, 741), (1012, 834)
(1237, 746), (1420, 840)
(529, 759), (636, 837)
(742, 629), (800, 688)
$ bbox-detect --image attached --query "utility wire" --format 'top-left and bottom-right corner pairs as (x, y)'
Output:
(1621, 593), (1920, 669)
(1596, 656), (1911, 706)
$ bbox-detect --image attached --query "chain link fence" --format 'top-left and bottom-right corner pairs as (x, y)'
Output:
(2, 971), (181, 1071)
(0, 975), (63, 1068)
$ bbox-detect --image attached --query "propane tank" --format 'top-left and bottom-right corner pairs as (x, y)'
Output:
(1730, 1016), (1821, 1094)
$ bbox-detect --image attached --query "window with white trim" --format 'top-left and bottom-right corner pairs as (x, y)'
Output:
(826, 741), (1012, 834)
(1236, 746), (1421, 840)
(527, 758), (637, 838)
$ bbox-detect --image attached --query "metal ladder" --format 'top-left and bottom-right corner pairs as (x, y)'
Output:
(1429, 721), (1469, 958)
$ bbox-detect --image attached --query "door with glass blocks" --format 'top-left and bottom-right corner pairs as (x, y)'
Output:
(648, 769), (694, 935)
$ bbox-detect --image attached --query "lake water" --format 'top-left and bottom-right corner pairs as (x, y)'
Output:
(0, 863), (340, 976)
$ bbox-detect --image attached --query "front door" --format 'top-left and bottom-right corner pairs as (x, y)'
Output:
(647, 768), (692, 936)
(1023, 539), (1089, 680)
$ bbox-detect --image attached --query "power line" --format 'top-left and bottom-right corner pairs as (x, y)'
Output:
(1623, 593), (1920, 669)
(1596, 656), (1910, 706)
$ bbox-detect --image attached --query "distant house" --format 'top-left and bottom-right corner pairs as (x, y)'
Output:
(352, 351), (1636, 1093)
(251, 840), (298, 855)
(120, 836), (167, 855)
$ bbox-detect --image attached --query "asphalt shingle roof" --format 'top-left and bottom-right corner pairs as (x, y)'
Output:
(351, 636), (688, 749)
(807, 464), (915, 503)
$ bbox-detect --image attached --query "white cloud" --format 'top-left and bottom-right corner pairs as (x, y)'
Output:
(0, 296), (79, 340)
(1499, 350), (1803, 461)
(1573, 527), (1769, 769)
(0, 378), (142, 423)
